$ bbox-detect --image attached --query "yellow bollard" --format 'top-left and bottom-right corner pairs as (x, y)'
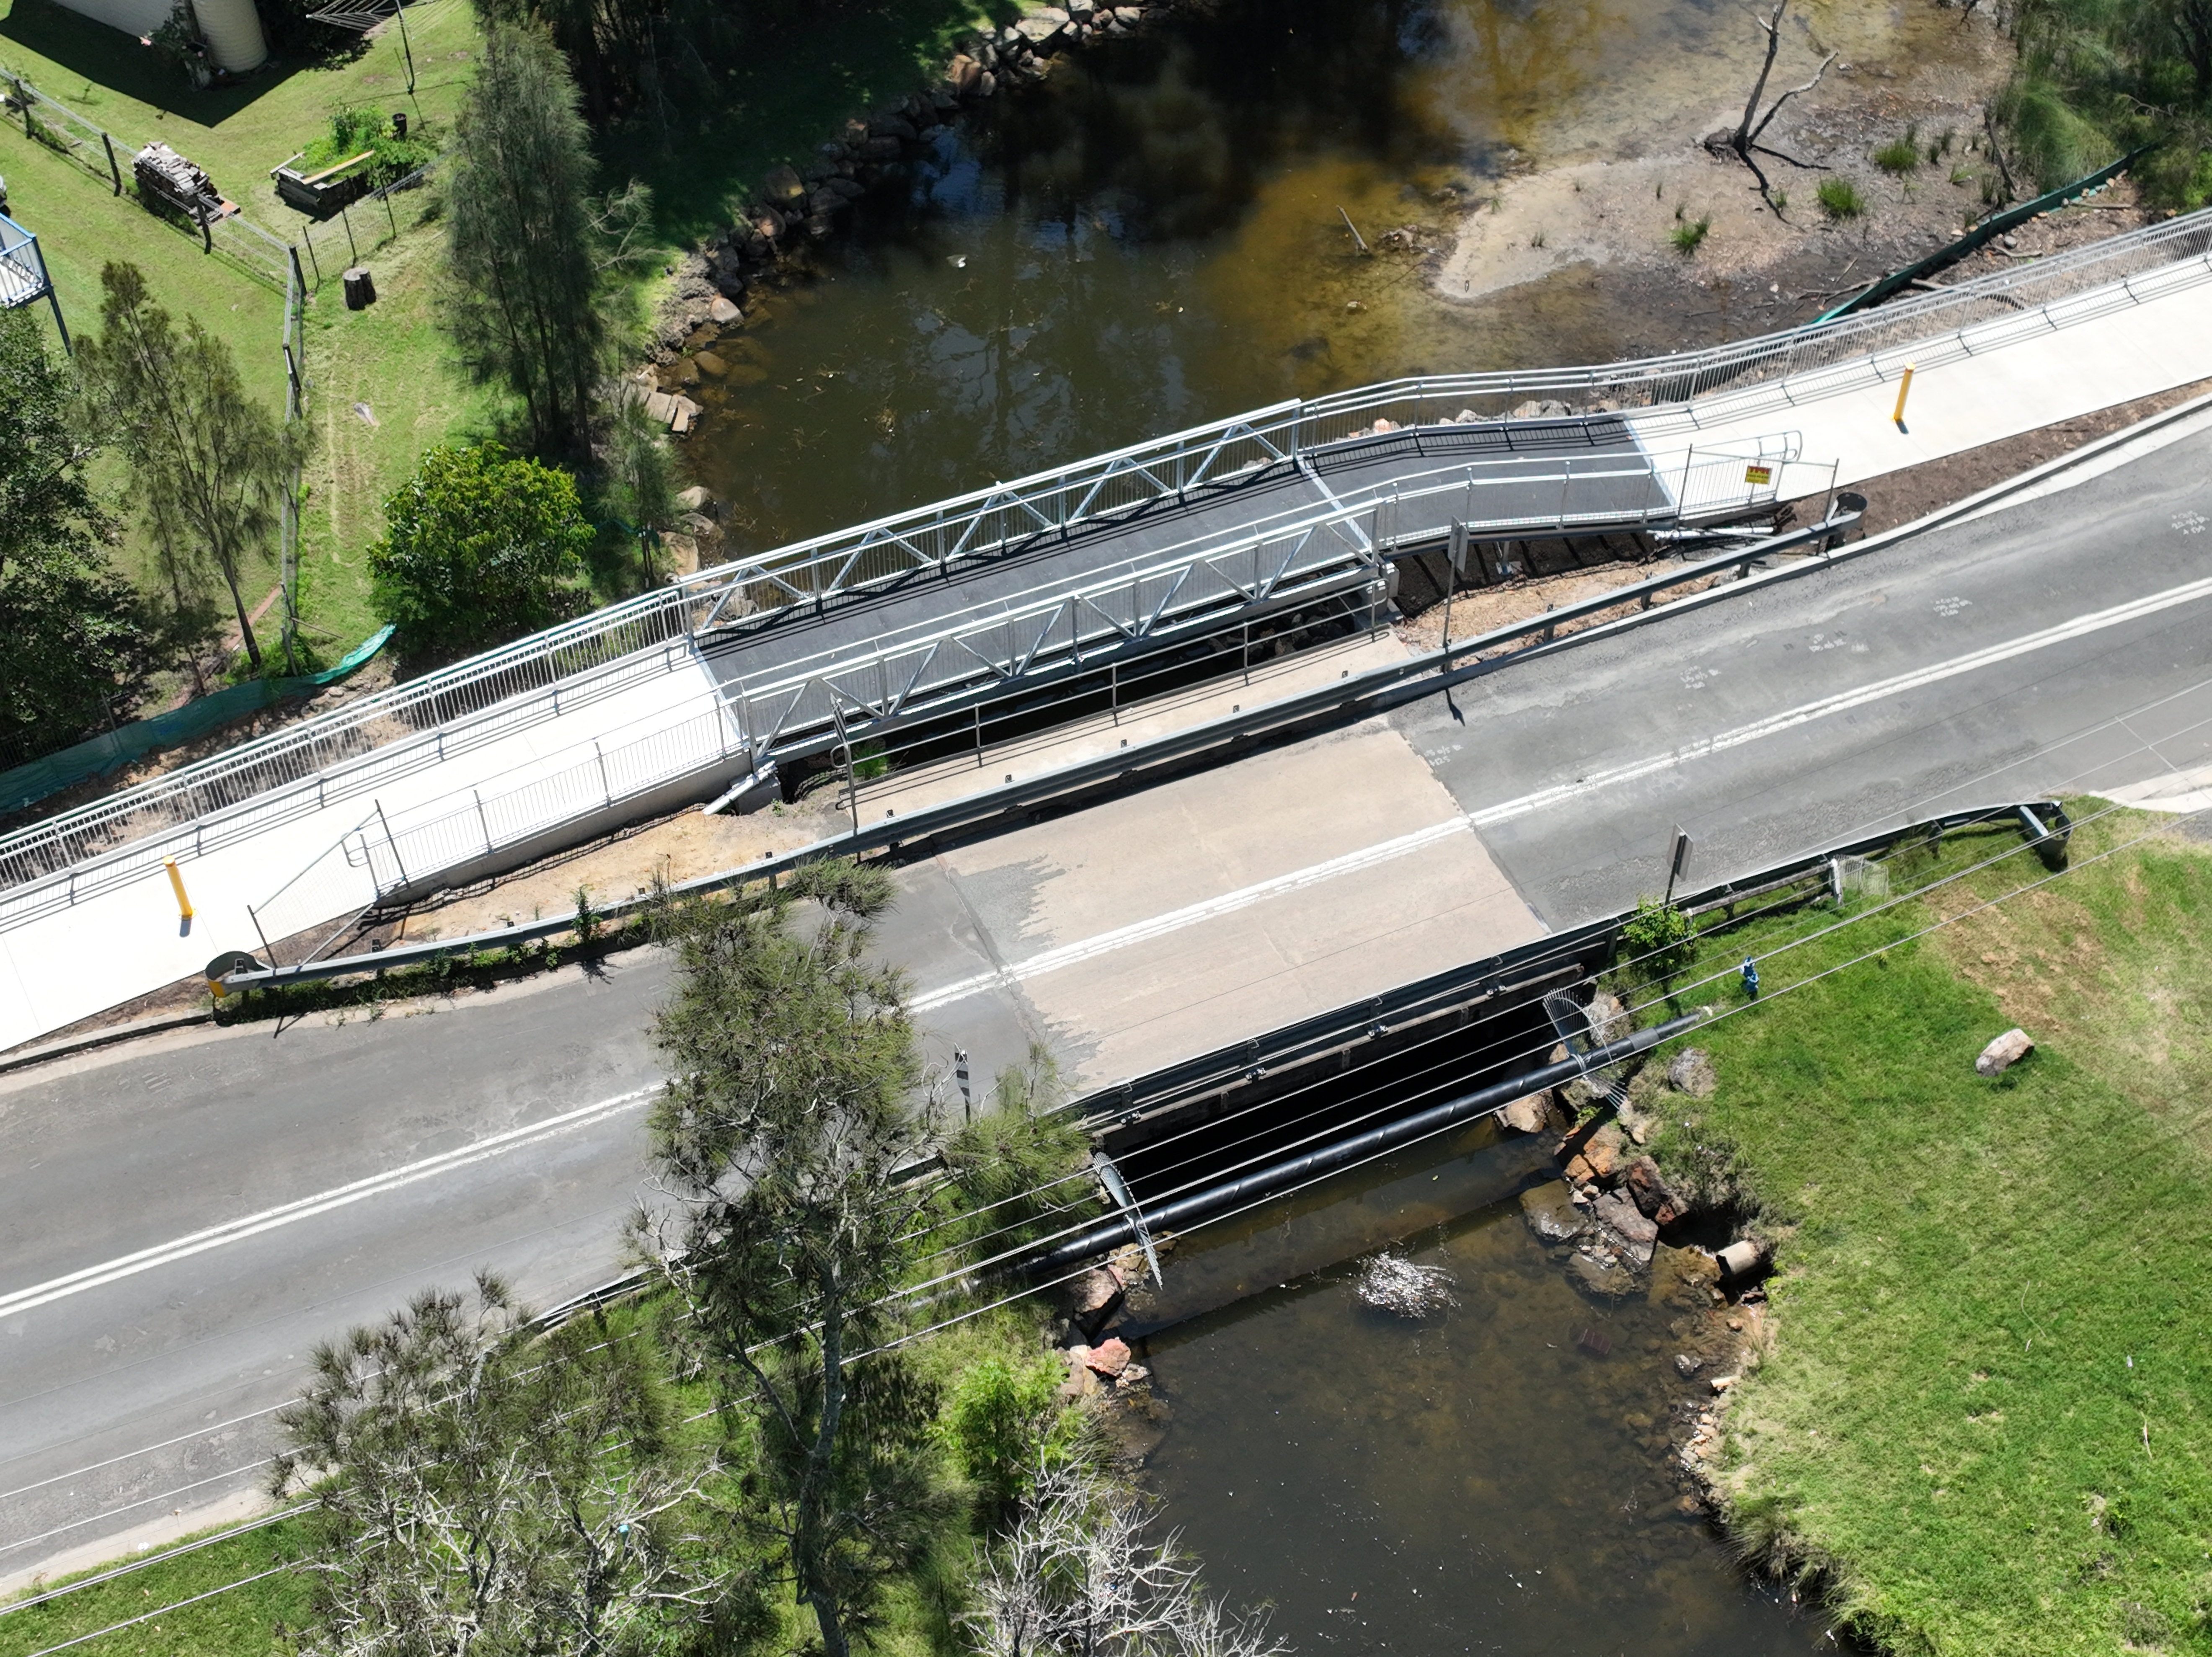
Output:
(1892, 361), (1917, 428)
(163, 854), (194, 921)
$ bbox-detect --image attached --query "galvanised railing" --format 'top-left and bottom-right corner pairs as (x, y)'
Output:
(5, 204), (2207, 897)
(720, 439), (1809, 761)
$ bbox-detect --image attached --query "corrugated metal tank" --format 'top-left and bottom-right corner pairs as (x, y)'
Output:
(189, 0), (268, 72)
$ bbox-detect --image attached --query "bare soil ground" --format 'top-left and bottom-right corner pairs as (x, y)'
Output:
(1429, 3), (2160, 348)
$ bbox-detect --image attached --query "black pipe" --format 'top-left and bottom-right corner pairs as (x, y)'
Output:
(1036, 1008), (1711, 1273)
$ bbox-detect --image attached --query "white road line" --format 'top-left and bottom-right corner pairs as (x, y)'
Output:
(0, 1087), (658, 1321)
(1468, 573), (2212, 828)
(913, 573), (2212, 1017)
(911, 816), (1477, 1014)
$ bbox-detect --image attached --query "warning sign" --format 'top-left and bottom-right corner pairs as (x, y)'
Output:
(1744, 464), (1774, 486)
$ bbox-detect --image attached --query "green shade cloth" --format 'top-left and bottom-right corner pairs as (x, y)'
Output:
(0, 625), (396, 818)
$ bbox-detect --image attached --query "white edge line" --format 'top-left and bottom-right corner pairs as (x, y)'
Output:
(911, 817), (1475, 1014)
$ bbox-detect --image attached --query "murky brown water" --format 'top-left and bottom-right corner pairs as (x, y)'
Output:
(683, 0), (1889, 555)
(1130, 1125), (1834, 1655)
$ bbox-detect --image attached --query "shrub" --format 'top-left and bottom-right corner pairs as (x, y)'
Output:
(297, 106), (436, 187)
(943, 1355), (1067, 1520)
(1669, 215), (1711, 253)
(1817, 177), (1865, 219)
(369, 442), (592, 663)
(1623, 895), (1698, 978)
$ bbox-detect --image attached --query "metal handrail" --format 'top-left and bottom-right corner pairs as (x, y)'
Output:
(6, 206), (2210, 895)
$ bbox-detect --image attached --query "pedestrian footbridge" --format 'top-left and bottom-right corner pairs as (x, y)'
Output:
(3, 208), (2211, 1052)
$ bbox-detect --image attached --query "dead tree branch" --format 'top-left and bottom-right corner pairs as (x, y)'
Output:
(1711, 1), (1837, 217)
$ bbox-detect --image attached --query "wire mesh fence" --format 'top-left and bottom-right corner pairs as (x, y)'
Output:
(0, 68), (125, 194)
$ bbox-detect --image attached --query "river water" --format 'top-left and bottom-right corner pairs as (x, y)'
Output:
(684, 0), (1821, 555)
(1127, 1125), (1834, 1656)
(697, 6), (1853, 1644)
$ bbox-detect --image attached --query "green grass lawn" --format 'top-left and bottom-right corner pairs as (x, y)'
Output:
(1, 0), (488, 671)
(1647, 805), (2212, 1654)
(3, 0), (1008, 685)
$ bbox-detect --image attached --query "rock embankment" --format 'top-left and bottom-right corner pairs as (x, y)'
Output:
(1507, 1027), (1775, 1518)
(637, 2), (1177, 420)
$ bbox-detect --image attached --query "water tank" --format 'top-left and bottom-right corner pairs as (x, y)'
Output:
(190, 0), (267, 72)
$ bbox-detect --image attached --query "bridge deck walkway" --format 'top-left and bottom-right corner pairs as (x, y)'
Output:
(5, 258), (2212, 1055)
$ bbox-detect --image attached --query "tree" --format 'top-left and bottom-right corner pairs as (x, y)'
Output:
(271, 1272), (732, 1657)
(604, 395), (678, 591)
(368, 440), (592, 661)
(77, 262), (304, 673)
(0, 307), (156, 759)
(968, 1460), (1287, 1657)
(444, 19), (607, 454)
(1709, 0), (1834, 216)
(637, 864), (949, 1657)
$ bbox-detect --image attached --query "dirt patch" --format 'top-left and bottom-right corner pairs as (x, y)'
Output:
(396, 796), (844, 939)
(1429, 5), (2113, 347)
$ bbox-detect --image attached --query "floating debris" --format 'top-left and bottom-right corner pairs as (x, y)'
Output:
(1354, 1252), (1459, 1318)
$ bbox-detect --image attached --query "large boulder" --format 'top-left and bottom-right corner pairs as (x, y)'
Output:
(1016, 8), (1068, 47)
(1976, 1027), (2035, 1078)
(1564, 1121), (1628, 1185)
(947, 53), (983, 94)
(1499, 1089), (1555, 1133)
(761, 164), (806, 204)
(1624, 1155), (1685, 1225)
(1667, 1047), (1718, 1097)
(1594, 1190), (1659, 1265)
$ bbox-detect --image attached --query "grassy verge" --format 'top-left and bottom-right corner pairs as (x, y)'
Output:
(0, 1513), (314, 1657)
(1643, 805), (2212, 1653)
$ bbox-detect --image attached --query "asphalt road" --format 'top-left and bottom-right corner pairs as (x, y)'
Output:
(4, 414), (2209, 1590)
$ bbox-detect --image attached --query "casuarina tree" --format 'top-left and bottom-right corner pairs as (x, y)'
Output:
(78, 262), (305, 673)
(271, 1272), (732, 1657)
(637, 864), (950, 1657)
(444, 18), (607, 454)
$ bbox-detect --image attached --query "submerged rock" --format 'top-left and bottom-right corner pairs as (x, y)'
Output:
(1568, 1250), (1638, 1300)
(1519, 1179), (1586, 1243)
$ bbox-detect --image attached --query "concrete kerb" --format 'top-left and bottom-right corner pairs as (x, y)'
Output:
(197, 390), (2212, 999)
(0, 1008), (217, 1076)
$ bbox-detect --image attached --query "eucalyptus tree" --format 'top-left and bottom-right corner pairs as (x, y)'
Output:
(78, 262), (304, 673)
